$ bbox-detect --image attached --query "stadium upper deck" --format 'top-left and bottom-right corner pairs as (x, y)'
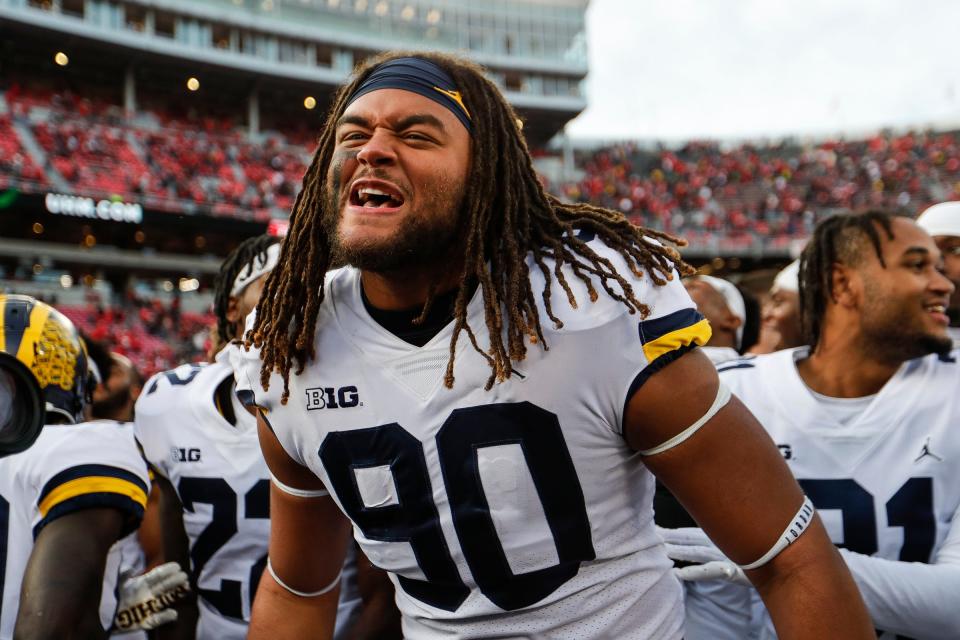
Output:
(0, 0), (588, 145)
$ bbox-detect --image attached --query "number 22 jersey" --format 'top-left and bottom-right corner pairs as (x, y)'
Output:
(236, 238), (712, 639)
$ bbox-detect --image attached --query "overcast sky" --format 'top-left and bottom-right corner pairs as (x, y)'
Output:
(565, 0), (960, 142)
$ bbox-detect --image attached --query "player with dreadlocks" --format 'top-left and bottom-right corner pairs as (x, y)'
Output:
(136, 235), (399, 639)
(236, 52), (871, 639)
(663, 210), (960, 639)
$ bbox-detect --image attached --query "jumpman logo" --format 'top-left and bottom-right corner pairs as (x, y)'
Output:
(914, 438), (943, 463)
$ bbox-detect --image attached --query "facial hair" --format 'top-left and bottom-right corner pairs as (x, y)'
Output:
(91, 384), (132, 421)
(322, 158), (466, 273)
(860, 277), (954, 362)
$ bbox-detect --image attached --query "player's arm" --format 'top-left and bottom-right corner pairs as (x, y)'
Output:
(139, 472), (199, 640)
(830, 501), (960, 639)
(15, 507), (125, 639)
(248, 412), (353, 640)
(625, 349), (873, 640)
(347, 544), (402, 640)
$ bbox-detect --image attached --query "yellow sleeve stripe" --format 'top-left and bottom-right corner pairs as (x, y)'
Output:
(39, 476), (149, 518)
(642, 318), (712, 363)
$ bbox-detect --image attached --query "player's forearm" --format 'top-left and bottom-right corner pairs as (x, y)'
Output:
(248, 572), (339, 640)
(751, 524), (873, 639)
(839, 549), (960, 639)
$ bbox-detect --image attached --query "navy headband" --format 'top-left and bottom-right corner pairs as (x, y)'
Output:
(345, 57), (472, 133)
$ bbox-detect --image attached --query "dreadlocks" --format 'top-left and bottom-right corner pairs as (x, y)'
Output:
(798, 210), (897, 347)
(213, 234), (280, 344)
(249, 51), (692, 404)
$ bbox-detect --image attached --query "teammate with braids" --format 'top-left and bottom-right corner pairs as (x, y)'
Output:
(668, 211), (960, 638)
(136, 235), (398, 639)
(236, 52), (871, 639)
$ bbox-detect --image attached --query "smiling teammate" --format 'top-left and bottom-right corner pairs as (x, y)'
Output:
(673, 211), (960, 638)
(235, 52), (872, 639)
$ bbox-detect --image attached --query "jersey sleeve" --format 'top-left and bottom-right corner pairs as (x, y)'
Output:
(230, 315), (310, 469)
(30, 423), (150, 539)
(836, 502), (960, 639)
(591, 263), (711, 433)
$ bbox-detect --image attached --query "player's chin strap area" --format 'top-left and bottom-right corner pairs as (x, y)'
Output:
(640, 381), (731, 456)
(739, 496), (816, 570)
(270, 472), (329, 498)
(267, 558), (342, 598)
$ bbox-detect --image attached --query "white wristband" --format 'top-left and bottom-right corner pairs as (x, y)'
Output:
(267, 558), (342, 598)
(640, 381), (731, 456)
(739, 496), (816, 570)
(270, 472), (329, 498)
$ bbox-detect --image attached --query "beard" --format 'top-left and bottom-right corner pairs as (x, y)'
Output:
(322, 168), (466, 273)
(860, 280), (954, 362)
(91, 385), (132, 420)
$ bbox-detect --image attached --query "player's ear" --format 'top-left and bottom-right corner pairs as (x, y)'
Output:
(225, 295), (240, 324)
(829, 262), (857, 308)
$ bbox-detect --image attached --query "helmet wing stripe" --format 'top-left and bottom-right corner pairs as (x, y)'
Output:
(14, 304), (51, 368)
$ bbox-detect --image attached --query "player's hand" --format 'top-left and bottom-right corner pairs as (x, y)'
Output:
(656, 526), (751, 587)
(114, 562), (190, 632)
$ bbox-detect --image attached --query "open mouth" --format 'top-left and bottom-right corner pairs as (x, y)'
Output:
(349, 180), (405, 209)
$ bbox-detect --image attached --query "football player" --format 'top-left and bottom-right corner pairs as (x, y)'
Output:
(136, 236), (395, 639)
(674, 211), (960, 638)
(0, 294), (184, 638)
(683, 275), (747, 364)
(236, 52), (872, 639)
(917, 201), (960, 347)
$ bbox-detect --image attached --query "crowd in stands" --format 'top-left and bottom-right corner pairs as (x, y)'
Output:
(6, 84), (960, 373)
(3, 85), (311, 220)
(58, 291), (213, 379)
(561, 133), (960, 249)
(5, 84), (960, 241)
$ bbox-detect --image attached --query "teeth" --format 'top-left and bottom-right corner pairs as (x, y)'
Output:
(927, 305), (946, 313)
(360, 188), (391, 197)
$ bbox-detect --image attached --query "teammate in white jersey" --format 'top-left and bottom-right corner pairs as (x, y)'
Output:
(677, 211), (960, 638)
(0, 295), (158, 638)
(236, 52), (873, 640)
(136, 236), (395, 639)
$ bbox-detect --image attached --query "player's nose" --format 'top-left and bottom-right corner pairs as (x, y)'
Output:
(356, 129), (398, 167)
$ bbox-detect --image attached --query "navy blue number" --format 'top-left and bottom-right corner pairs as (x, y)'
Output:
(886, 478), (935, 563)
(319, 424), (469, 612)
(319, 402), (596, 612)
(146, 365), (204, 395)
(799, 477), (936, 563)
(799, 478), (878, 555)
(437, 402), (595, 611)
(0, 495), (8, 618)
(178, 478), (270, 620)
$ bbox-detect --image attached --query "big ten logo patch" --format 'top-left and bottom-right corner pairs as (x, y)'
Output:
(305, 386), (361, 410)
(171, 447), (202, 463)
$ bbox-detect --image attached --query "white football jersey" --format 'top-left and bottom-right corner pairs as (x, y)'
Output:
(136, 356), (274, 640)
(236, 238), (713, 639)
(720, 348), (960, 639)
(136, 353), (361, 640)
(0, 421), (149, 639)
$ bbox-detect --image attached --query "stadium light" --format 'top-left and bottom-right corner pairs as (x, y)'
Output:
(304, 96), (317, 110)
(31, 222), (43, 235)
(187, 77), (200, 91)
(374, 1), (388, 17)
(54, 52), (69, 67)
(355, 0), (367, 12)
(426, 9), (441, 24)
(401, 5), (414, 20)
(60, 275), (73, 289)
(328, 0), (340, 7)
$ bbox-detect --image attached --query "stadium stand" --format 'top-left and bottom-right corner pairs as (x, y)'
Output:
(4, 83), (960, 375)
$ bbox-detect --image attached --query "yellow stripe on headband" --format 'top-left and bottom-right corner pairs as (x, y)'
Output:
(433, 87), (471, 119)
